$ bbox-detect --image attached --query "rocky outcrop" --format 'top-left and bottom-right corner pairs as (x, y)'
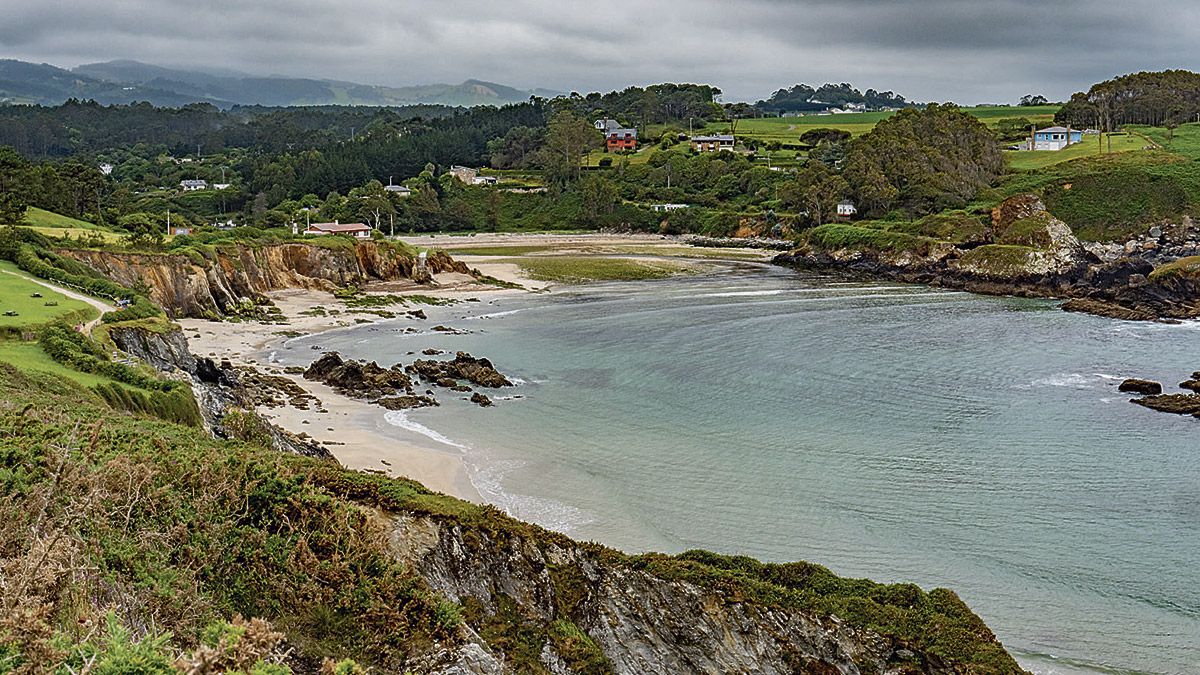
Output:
(1118, 379), (1163, 395)
(304, 351), (418, 400)
(773, 195), (1200, 321)
(107, 321), (332, 458)
(61, 243), (470, 319)
(776, 195), (1093, 301)
(387, 513), (1024, 675)
(1132, 394), (1200, 416)
(409, 352), (513, 389)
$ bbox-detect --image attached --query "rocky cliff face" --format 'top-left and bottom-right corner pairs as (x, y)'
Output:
(63, 242), (470, 318)
(387, 513), (1022, 675)
(106, 321), (332, 458)
(775, 195), (1109, 304)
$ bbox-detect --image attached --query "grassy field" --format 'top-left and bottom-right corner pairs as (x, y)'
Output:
(700, 105), (1063, 145)
(0, 340), (113, 387)
(23, 207), (102, 229)
(1133, 122), (1200, 159)
(504, 256), (688, 283)
(1006, 132), (1147, 171)
(0, 261), (98, 329)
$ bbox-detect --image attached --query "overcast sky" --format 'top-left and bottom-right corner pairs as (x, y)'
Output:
(3, 0), (1198, 104)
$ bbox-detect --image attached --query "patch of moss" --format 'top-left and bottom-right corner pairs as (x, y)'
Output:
(955, 244), (1036, 276)
(886, 211), (988, 244)
(1148, 255), (1200, 282)
(805, 224), (938, 254)
(995, 214), (1054, 248)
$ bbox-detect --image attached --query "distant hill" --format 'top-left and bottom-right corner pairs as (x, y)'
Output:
(0, 60), (225, 107)
(0, 58), (558, 108)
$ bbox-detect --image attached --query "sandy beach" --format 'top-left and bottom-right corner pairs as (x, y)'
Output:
(180, 265), (541, 502)
(179, 234), (773, 503)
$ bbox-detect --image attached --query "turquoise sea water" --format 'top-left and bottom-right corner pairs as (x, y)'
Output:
(275, 263), (1200, 675)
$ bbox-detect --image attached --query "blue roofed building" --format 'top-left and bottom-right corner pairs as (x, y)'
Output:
(1032, 126), (1083, 151)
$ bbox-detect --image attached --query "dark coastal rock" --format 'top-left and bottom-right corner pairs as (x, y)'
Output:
(1180, 374), (1200, 393)
(421, 348), (444, 355)
(408, 309), (427, 320)
(1060, 298), (1159, 322)
(1132, 393), (1200, 416)
(470, 392), (493, 407)
(304, 351), (414, 399)
(408, 351), (513, 389)
(376, 395), (439, 410)
(1118, 379), (1163, 395)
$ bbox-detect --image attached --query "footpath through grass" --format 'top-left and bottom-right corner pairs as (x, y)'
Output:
(0, 260), (98, 331)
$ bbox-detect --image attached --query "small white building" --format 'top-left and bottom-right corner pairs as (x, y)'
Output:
(212, 183), (232, 190)
(690, 135), (735, 152)
(472, 175), (498, 186)
(385, 184), (412, 197)
(99, 163), (114, 176)
(650, 203), (689, 212)
(837, 201), (858, 217)
(180, 179), (208, 191)
(303, 221), (372, 239)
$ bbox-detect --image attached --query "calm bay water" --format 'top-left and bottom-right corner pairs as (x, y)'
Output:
(279, 263), (1200, 675)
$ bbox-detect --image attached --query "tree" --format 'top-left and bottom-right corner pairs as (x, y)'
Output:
(350, 180), (395, 230)
(780, 161), (848, 226)
(842, 104), (1003, 217)
(1020, 94), (1049, 106)
(118, 212), (164, 247)
(0, 147), (29, 226)
(486, 126), (545, 169)
(484, 188), (502, 231)
(578, 174), (620, 225)
(538, 111), (603, 184)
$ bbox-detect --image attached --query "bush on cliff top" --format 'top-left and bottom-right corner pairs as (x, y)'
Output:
(0, 364), (458, 671)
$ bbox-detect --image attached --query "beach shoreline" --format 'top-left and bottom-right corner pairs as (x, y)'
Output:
(179, 234), (775, 504)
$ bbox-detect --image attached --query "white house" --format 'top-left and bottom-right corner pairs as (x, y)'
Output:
(650, 203), (689, 212)
(180, 179), (208, 191)
(99, 163), (114, 176)
(303, 221), (372, 239)
(690, 135), (735, 152)
(472, 175), (498, 186)
(212, 183), (232, 190)
(384, 184), (412, 197)
(594, 119), (622, 133)
(837, 201), (858, 217)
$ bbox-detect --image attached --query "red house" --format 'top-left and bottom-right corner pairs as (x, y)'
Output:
(605, 127), (638, 152)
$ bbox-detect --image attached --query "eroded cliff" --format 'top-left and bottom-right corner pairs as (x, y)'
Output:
(61, 241), (469, 318)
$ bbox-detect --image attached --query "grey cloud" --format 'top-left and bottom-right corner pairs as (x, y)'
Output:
(2, 0), (1199, 104)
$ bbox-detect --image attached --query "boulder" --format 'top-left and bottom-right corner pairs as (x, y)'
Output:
(1132, 393), (1200, 415)
(1118, 378), (1163, 395)
(408, 351), (513, 389)
(470, 392), (493, 407)
(376, 395), (439, 410)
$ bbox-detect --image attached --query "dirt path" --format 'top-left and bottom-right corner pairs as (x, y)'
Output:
(0, 269), (114, 333)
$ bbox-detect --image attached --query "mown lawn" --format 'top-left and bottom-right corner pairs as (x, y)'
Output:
(0, 261), (98, 329)
(1006, 132), (1146, 171)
